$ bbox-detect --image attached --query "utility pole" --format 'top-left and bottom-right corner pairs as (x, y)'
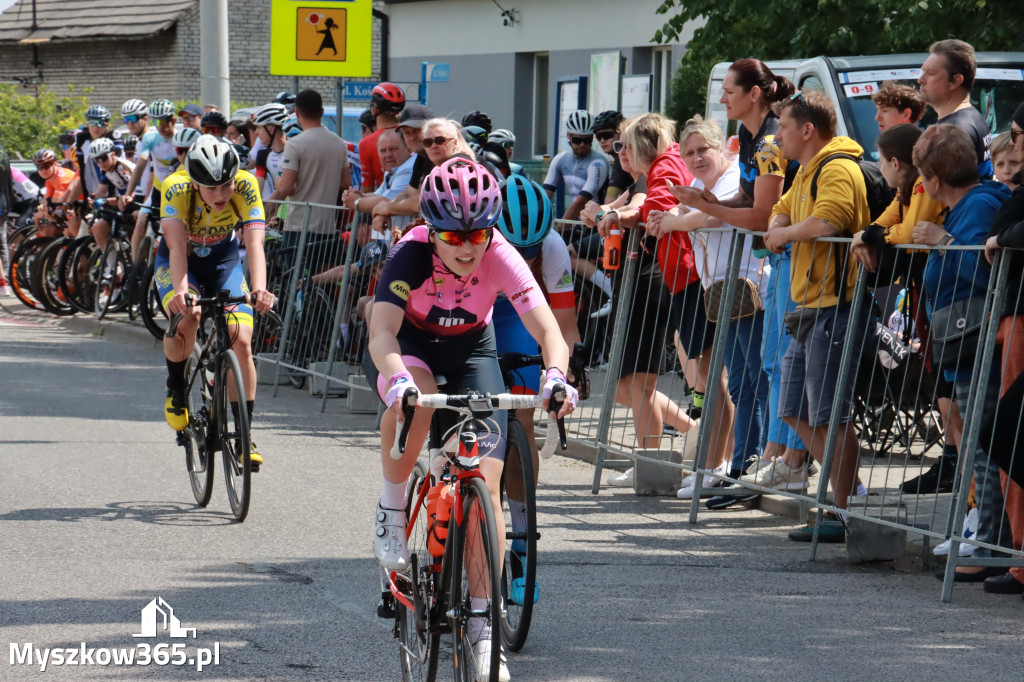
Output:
(199, 0), (230, 113)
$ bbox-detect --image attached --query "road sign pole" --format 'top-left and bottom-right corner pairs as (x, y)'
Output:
(335, 78), (345, 141)
(420, 61), (428, 105)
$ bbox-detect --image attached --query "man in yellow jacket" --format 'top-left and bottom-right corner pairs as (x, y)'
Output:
(764, 89), (870, 542)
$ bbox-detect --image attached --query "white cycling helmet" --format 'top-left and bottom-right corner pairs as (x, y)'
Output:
(489, 128), (516, 148)
(121, 99), (148, 118)
(283, 117), (302, 138)
(185, 134), (239, 187)
(565, 110), (594, 136)
(149, 98), (175, 120)
(88, 137), (116, 159)
(172, 127), (201, 149)
(253, 103), (289, 127)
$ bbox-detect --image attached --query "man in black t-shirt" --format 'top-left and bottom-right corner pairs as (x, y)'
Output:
(592, 110), (630, 201)
(918, 39), (993, 179)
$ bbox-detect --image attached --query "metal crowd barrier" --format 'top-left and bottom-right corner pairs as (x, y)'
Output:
(574, 220), (1024, 602)
(257, 206), (1024, 603)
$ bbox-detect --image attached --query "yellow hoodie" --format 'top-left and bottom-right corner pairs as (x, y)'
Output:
(770, 136), (870, 309)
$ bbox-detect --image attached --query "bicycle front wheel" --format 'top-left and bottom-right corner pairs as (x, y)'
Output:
(499, 419), (538, 651)
(185, 347), (215, 507)
(449, 476), (502, 682)
(218, 350), (252, 522)
(139, 264), (169, 341)
(398, 465), (439, 681)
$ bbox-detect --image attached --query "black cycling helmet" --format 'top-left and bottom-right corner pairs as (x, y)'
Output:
(33, 148), (58, 167)
(370, 82), (406, 115)
(58, 130), (77, 146)
(359, 108), (375, 129)
(201, 110), (228, 130)
(121, 134), (139, 152)
(461, 110), (492, 134)
(185, 135), (239, 186)
(274, 91), (297, 106)
(462, 125), (489, 147)
(593, 110), (625, 133)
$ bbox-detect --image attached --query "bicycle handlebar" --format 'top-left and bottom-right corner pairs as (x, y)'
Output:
(164, 292), (254, 339)
(390, 388), (568, 460)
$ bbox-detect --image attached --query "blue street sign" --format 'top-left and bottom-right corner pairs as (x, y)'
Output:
(425, 62), (450, 83)
(343, 82), (375, 100)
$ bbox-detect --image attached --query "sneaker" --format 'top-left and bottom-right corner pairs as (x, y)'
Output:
(788, 512), (846, 543)
(606, 467), (634, 488)
(249, 441), (263, 472)
(705, 484), (760, 510)
(933, 508), (978, 557)
(807, 458), (820, 477)
(472, 639), (510, 682)
(508, 551), (539, 606)
(677, 466), (728, 499)
(900, 460), (956, 494)
(743, 457), (810, 492)
(590, 300), (612, 319)
(0, 284), (12, 297)
(164, 388), (189, 432)
(373, 503), (410, 572)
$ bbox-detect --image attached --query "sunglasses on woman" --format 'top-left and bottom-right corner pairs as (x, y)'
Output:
(422, 136), (452, 149)
(35, 161), (56, 171)
(612, 140), (626, 154)
(432, 227), (491, 247)
(595, 131), (617, 142)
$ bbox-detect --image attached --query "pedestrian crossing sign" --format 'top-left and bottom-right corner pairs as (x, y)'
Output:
(270, 0), (372, 77)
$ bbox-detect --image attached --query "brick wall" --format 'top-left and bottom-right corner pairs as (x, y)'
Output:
(0, 0), (384, 113)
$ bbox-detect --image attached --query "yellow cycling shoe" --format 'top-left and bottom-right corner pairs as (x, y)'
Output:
(164, 389), (189, 432)
(249, 442), (263, 472)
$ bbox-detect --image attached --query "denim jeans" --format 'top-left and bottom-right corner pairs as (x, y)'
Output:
(726, 311), (770, 472)
(761, 252), (806, 450)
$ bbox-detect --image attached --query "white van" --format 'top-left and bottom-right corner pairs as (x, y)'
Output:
(706, 53), (1024, 159)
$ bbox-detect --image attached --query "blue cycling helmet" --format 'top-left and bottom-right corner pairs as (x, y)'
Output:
(496, 175), (552, 257)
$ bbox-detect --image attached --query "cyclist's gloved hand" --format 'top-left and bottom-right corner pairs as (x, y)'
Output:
(542, 367), (578, 417)
(384, 371), (419, 413)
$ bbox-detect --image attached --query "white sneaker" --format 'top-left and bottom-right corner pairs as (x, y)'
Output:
(373, 503), (410, 571)
(681, 462), (727, 491)
(934, 509), (979, 557)
(606, 467), (634, 487)
(743, 457), (810, 492)
(472, 639), (510, 682)
(590, 300), (612, 319)
(0, 285), (12, 297)
(677, 463), (728, 499)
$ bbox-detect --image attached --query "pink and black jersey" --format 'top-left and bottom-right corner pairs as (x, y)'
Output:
(374, 225), (543, 337)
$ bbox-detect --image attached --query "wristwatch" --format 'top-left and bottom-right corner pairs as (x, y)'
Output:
(354, 197), (361, 212)
(939, 233), (954, 246)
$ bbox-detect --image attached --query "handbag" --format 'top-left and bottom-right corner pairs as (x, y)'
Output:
(929, 294), (987, 369)
(783, 308), (818, 343)
(700, 234), (762, 323)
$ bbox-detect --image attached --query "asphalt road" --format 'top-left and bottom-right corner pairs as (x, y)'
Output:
(1, 306), (1022, 681)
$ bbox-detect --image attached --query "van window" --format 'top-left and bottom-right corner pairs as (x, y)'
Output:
(799, 74), (825, 93)
(837, 69), (1024, 159)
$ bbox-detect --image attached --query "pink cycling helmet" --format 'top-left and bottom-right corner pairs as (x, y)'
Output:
(419, 158), (502, 232)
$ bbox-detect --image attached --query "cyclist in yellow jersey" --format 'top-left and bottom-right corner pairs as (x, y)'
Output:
(156, 135), (276, 468)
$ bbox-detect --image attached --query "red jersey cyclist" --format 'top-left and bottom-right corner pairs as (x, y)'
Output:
(157, 136), (276, 468)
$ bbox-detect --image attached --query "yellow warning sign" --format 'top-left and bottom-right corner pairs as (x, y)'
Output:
(296, 8), (347, 62)
(270, 0), (372, 77)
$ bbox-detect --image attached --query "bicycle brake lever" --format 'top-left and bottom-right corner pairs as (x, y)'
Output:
(393, 388), (419, 457)
(549, 387), (568, 451)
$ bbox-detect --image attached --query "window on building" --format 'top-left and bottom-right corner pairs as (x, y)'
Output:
(533, 53), (549, 158)
(652, 47), (672, 114)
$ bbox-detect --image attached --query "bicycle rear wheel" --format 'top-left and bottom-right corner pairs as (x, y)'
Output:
(31, 237), (75, 316)
(398, 466), (440, 681)
(10, 237), (53, 310)
(449, 476), (502, 682)
(185, 347), (215, 507)
(218, 349), (252, 521)
(499, 419), (538, 651)
(58, 236), (96, 314)
(94, 239), (129, 320)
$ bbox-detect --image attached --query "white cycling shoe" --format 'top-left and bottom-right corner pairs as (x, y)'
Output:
(473, 639), (510, 682)
(374, 504), (410, 572)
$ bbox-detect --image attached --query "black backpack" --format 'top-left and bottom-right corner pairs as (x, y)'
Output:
(810, 152), (895, 222)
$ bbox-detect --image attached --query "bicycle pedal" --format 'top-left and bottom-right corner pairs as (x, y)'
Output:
(175, 431), (190, 447)
(377, 593), (398, 620)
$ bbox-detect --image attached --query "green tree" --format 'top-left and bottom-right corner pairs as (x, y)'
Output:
(653, 0), (1024, 125)
(0, 84), (92, 158)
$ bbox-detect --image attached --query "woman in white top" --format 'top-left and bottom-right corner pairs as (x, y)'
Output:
(647, 116), (772, 500)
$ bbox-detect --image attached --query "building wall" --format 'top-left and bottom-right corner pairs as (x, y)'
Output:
(388, 0), (694, 58)
(0, 32), (183, 114)
(390, 43), (687, 157)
